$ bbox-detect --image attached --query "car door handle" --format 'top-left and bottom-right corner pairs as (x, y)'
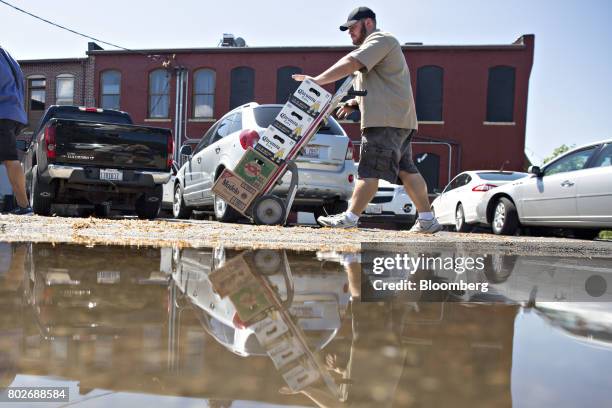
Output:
(560, 180), (574, 187)
(215, 147), (221, 154)
(197, 157), (201, 164)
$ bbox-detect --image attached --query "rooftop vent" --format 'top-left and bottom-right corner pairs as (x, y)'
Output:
(219, 34), (247, 47)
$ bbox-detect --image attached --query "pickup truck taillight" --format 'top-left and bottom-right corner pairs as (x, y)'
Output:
(167, 134), (174, 169)
(44, 126), (57, 159)
(239, 129), (260, 150)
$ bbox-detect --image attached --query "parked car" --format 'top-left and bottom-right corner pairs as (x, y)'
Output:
(352, 177), (416, 227)
(161, 162), (179, 213)
(431, 171), (528, 232)
(172, 103), (356, 221)
(475, 140), (612, 237)
(20, 105), (173, 218)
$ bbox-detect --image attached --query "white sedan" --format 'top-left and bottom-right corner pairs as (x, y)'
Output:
(431, 171), (528, 232)
(475, 140), (612, 238)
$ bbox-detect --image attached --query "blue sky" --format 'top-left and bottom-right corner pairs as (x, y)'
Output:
(1, 0), (611, 163)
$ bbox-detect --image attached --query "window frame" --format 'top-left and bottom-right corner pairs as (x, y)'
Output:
(148, 69), (171, 119)
(100, 70), (121, 111)
(229, 66), (255, 109)
(486, 66), (516, 123)
(416, 65), (444, 122)
(192, 68), (216, 119)
(55, 74), (75, 106)
(28, 76), (46, 112)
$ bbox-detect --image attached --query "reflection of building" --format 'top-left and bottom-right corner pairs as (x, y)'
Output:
(18, 35), (534, 191)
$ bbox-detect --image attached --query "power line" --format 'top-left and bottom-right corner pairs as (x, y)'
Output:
(0, 0), (165, 61)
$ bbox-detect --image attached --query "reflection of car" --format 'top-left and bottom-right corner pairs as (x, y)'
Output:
(172, 247), (349, 357)
(431, 171), (527, 232)
(353, 177), (416, 227)
(475, 140), (612, 237)
(172, 103), (356, 221)
(161, 162), (179, 212)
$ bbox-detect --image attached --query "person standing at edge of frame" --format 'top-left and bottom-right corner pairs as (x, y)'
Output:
(293, 7), (442, 233)
(0, 45), (32, 215)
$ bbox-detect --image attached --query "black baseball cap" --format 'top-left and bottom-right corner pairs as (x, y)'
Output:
(339, 7), (376, 31)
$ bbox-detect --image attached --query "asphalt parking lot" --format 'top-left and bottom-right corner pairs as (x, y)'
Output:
(1, 213), (611, 256)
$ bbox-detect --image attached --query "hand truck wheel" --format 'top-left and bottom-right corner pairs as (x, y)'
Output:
(252, 194), (287, 226)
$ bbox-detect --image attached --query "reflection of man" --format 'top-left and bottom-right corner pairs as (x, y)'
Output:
(0, 46), (32, 215)
(293, 7), (441, 233)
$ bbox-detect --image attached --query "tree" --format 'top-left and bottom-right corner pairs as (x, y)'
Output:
(543, 144), (574, 164)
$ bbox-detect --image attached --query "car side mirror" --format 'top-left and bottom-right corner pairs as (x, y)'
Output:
(179, 145), (192, 157)
(528, 165), (542, 177)
(15, 140), (28, 152)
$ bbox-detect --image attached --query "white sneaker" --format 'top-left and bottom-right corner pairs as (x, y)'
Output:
(317, 212), (358, 229)
(409, 218), (443, 234)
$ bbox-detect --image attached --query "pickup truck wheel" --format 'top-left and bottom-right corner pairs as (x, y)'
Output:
(29, 165), (53, 216)
(135, 190), (162, 220)
(491, 198), (519, 235)
(172, 184), (192, 219)
(213, 194), (240, 222)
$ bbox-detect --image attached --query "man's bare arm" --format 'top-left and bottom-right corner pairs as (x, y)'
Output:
(292, 55), (364, 85)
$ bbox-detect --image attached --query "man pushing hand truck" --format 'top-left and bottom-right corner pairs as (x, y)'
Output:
(292, 6), (442, 233)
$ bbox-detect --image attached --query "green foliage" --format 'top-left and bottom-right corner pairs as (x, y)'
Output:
(543, 144), (574, 164)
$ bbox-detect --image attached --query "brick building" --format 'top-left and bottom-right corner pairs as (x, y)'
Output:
(18, 51), (96, 135)
(17, 35), (534, 191)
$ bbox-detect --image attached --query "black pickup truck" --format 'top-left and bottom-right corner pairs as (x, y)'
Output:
(21, 106), (173, 218)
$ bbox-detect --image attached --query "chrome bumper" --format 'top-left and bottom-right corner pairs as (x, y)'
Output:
(47, 165), (171, 184)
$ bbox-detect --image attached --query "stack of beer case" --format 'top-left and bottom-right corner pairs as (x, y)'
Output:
(212, 79), (333, 215)
(208, 252), (322, 392)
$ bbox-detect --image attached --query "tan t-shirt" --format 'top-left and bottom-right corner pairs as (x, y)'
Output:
(349, 30), (418, 130)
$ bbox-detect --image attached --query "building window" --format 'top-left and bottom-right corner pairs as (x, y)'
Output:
(28, 77), (46, 111)
(486, 66), (515, 122)
(193, 69), (215, 118)
(276, 66), (302, 103)
(101, 70), (121, 110)
(56, 74), (75, 105)
(230, 67), (254, 109)
(149, 69), (170, 118)
(416, 66), (443, 121)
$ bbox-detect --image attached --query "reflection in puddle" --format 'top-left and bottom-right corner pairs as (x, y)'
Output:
(0, 242), (611, 407)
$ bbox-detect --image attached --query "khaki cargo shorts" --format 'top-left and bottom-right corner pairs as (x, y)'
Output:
(357, 127), (418, 185)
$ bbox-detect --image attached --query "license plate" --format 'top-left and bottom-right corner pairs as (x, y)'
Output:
(300, 146), (320, 158)
(97, 271), (120, 284)
(366, 203), (383, 214)
(100, 169), (123, 181)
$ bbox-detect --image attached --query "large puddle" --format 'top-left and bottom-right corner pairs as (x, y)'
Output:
(1, 242), (611, 407)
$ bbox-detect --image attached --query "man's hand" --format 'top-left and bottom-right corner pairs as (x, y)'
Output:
(292, 74), (321, 84)
(335, 99), (359, 120)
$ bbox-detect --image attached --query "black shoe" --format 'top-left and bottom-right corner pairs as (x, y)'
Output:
(11, 206), (33, 215)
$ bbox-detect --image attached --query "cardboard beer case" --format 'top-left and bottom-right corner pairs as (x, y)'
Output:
(208, 253), (256, 298)
(282, 359), (321, 392)
(211, 169), (258, 214)
(254, 126), (297, 165)
(229, 281), (274, 322)
(266, 335), (305, 369)
(273, 102), (315, 141)
(288, 79), (332, 118)
(234, 148), (278, 191)
(250, 312), (290, 345)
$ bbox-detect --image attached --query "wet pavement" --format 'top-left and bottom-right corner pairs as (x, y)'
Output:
(1, 242), (612, 407)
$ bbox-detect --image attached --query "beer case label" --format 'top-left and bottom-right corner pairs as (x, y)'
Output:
(211, 169), (257, 214)
(282, 360), (320, 392)
(273, 102), (315, 141)
(289, 79), (332, 118)
(266, 336), (305, 369)
(254, 126), (297, 165)
(229, 282), (273, 322)
(209, 253), (256, 298)
(251, 313), (289, 345)
(234, 148), (278, 191)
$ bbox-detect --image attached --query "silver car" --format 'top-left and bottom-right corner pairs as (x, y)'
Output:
(475, 140), (612, 237)
(172, 103), (356, 221)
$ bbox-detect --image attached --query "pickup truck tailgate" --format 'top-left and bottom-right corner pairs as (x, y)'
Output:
(53, 121), (170, 171)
